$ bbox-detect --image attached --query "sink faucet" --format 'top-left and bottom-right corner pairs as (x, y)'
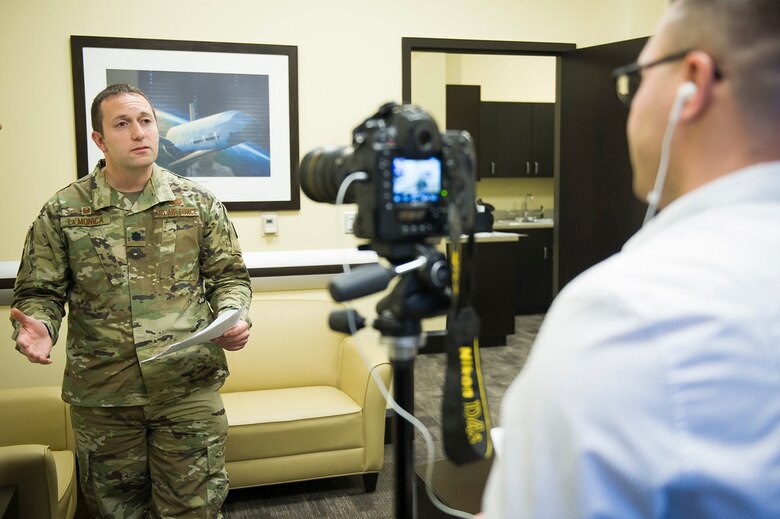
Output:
(522, 193), (534, 220)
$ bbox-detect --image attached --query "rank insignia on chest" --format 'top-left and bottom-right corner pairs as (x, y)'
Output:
(127, 226), (146, 246)
(80, 207), (92, 215)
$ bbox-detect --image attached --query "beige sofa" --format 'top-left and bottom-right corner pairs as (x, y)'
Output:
(0, 386), (77, 519)
(0, 297), (391, 516)
(220, 298), (392, 491)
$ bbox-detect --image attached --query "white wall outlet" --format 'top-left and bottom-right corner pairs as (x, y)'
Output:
(262, 213), (278, 235)
(344, 211), (356, 234)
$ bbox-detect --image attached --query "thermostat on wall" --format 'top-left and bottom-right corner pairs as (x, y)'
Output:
(262, 213), (278, 235)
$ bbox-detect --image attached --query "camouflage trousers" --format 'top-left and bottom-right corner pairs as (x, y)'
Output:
(69, 384), (229, 518)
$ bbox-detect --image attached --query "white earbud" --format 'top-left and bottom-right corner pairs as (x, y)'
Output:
(677, 81), (697, 102)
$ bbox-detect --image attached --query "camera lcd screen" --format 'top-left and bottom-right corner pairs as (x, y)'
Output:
(391, 157), (442, 204)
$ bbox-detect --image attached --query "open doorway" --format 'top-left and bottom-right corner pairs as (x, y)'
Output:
(402, 36), (649, 296)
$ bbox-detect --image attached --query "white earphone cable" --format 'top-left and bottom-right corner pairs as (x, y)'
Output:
(643, 82), (696, 225)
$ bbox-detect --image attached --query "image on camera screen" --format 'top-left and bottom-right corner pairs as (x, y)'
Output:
(392, 157), (442, 204)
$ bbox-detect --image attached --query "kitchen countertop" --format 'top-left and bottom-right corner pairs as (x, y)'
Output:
(466, 231), (521, 243)
(492, 218), (554, 230)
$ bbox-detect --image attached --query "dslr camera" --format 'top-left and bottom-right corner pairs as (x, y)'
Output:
(300, 102), (476, 247)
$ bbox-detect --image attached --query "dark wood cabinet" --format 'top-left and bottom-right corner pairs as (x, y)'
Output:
(530, 103), (555, 177)
(445, 84), (484, 180)
(479, 102), (530, 178)
(478, 101), (554, 179)
(444, 89), (555, 179)
(441, 237), (518, 348)
(505, 228), (553, 314)
(445, 85), (481, 155)
(470, 239), (518, 345)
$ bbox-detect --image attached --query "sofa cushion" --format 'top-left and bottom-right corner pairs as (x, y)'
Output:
(222, 386), (364, 462)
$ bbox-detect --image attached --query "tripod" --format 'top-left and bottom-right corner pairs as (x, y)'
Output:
(329, 243), (451, 519)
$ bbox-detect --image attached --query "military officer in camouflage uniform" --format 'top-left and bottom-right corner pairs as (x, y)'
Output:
(11, 83), (252, 518)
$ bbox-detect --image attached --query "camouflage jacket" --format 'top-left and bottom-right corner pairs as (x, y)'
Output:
(12, 162), (252, 406)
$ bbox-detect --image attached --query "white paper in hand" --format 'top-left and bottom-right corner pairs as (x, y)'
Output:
(141, 309), (242, 363)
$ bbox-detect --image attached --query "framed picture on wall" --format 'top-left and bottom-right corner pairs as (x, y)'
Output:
(70, 35), (299, 211)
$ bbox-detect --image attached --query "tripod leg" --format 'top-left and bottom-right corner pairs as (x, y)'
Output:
(392, 358), (417, 519)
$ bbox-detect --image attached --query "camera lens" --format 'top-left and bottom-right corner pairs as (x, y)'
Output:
(300, 146), (356, 204)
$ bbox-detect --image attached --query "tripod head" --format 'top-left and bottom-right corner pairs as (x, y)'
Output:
(329, 242), (452, 359)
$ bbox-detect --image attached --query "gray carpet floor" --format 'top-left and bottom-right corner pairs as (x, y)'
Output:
(221, 314), (543, 518)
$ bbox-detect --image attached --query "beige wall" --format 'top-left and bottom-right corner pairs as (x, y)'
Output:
(581, 0), (667, 48)
(0, 0), (663, 261)
(411, 53), (448, 130)
(411, 51), (558, 212)
(411, 53), (556, 125)
(451, 54), (557, 103)
(0, 0), (664, 389)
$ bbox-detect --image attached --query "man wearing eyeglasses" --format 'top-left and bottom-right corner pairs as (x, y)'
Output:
(481, 0), (780, 517)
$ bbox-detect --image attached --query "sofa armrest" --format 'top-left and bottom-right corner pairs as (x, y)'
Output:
(0, 444), (59, 518)
(338, 334), (392, 471)
(338, 334), (391, 406)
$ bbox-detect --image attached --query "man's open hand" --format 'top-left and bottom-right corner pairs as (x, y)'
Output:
(10, 308), (53, 364)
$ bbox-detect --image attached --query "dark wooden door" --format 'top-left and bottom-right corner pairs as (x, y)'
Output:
(556, 37), (649, 294)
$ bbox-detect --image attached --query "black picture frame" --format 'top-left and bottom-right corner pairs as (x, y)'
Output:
(70, 35), (300, 211)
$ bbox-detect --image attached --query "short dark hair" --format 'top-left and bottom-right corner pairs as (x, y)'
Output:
(667, 0), (780, 129)
(90, 84), (156, 134)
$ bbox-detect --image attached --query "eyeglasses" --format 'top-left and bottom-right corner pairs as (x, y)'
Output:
(612, 49), (693, 107)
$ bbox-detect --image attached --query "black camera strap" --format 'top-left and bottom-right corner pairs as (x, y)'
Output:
(442, 233), (493, 464)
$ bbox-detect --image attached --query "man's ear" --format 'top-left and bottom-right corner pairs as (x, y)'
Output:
(680, 50), (718, 121)
(91, 131), (107, 152)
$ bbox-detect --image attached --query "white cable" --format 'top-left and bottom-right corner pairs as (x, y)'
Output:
(335, 171), (369, 273)
(334, 173), (475, 519)
(643, 84), (694, 225)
